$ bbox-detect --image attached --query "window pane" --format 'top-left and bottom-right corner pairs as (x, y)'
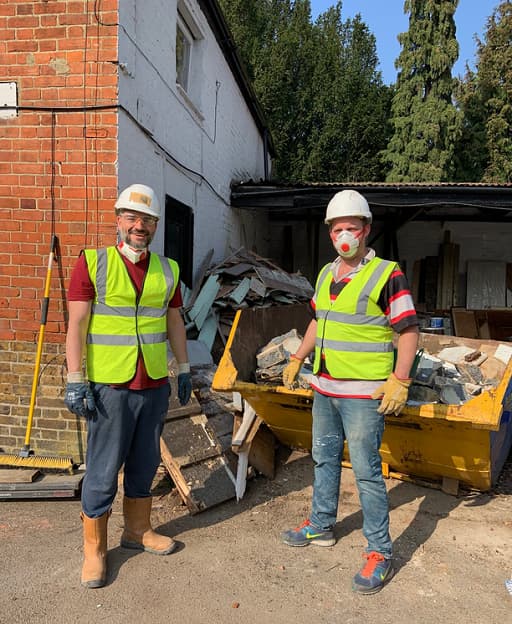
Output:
(176, 24), (190, 90)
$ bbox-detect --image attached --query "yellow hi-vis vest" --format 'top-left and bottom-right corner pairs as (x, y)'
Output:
(314, 257), (396, 380)
(83, 247), (179, 383)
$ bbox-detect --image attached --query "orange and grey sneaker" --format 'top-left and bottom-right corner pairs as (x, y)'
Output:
(352, 551), (394, 594)
(281, 519), (335, 547)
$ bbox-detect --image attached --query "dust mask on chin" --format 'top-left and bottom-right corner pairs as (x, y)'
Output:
(117, 241), (147, 264)
(334, 230), (361, 258)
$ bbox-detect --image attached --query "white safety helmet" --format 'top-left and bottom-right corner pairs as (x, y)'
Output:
(324, 189), (372, 224)
(114, 184), (160, 219)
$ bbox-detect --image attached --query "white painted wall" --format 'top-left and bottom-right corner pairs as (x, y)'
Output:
(116, 0), (271, 280)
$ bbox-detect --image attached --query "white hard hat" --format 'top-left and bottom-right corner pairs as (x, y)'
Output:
(115, 184), (160, 219)
(325, 190), (372, 224)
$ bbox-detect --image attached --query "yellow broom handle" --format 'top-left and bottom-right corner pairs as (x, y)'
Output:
(24, 237), (57, 447)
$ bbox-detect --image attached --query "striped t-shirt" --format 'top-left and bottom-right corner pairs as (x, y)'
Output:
(308, 249), (418, 398)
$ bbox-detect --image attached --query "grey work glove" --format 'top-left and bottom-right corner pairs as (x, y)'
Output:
(177, 372), (192, 406)
(64, 374), (96, 417)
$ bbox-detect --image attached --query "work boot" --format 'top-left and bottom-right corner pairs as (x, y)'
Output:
(80, 510), (110, 589)
(121, 496), (176, 555)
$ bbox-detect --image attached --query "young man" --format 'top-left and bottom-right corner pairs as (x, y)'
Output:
(64, 183), (192, 589)
(281, 189), (419, 594)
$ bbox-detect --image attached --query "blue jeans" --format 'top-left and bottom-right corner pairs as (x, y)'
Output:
(309, 392), (392, 558)
(81, 383), (170, 518)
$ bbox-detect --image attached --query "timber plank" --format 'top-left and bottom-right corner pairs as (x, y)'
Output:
(0, 469), (41, 483)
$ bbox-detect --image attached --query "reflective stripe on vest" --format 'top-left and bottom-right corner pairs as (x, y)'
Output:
(84, 247), (179, 383)
(314, 257), (396, 380)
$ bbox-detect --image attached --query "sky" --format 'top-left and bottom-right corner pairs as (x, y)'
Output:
(310, 0), (500, 84)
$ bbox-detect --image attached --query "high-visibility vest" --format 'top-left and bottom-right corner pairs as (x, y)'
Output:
(83, 247), (179, 383)
(314, 257), (396, 380)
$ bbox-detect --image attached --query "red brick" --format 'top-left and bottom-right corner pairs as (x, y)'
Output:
(17, 5), (34, 16)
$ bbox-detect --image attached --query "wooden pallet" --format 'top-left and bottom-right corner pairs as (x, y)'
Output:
(160, 397), (236, 514)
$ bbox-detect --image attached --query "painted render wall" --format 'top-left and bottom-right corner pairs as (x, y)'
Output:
(117, 0), (271, 275)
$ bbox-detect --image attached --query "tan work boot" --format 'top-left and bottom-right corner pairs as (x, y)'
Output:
(80, 510), (110, 589)
(121, 496), (176, 555)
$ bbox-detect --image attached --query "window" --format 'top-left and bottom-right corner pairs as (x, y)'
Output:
(164, 195), (194, 289)
(176, 13), (193, 92)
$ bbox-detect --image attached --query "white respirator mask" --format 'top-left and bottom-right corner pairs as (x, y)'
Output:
(117, 241), (147, 264)
(334, 230), (361, 258)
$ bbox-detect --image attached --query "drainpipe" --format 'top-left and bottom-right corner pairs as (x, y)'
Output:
(263, 128), (269, 182)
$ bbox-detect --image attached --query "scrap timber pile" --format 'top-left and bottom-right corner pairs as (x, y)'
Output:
(181, 247), (314, 359)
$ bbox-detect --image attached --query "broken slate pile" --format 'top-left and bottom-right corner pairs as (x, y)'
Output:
(409, 344), (511, 406)
(252, 332), (512, 405)
(181, 247), (314, 358)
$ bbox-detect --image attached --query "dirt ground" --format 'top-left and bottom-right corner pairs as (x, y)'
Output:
(1, 447), (511, 624)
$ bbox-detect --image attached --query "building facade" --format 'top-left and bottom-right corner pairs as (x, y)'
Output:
(0, 0), (271, 459)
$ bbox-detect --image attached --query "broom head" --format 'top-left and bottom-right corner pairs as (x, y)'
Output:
(0, 452), (75, 474)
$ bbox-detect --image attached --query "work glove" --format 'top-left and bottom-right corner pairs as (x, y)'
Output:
(371, 373), (412, 415)
(177, 364), (192, 406)
(282, 355), (303, 389)
(64, 374), (96, 418)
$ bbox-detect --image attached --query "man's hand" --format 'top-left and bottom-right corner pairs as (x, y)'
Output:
(177, 372), (192, 405)
(282, 355), (303, 389)
(64, 377), (96, 418)
(371, 373), (411, 415)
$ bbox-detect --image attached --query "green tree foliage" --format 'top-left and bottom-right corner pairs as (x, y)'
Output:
(215, 0), (268, 84)
(218, 0), (391, 182)
(306, 7), (393, 181)
(455, 2), (512, 182)
(382, 0), (462, 182)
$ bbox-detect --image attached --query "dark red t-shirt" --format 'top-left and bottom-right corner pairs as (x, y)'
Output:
(68, 249), (183, 389)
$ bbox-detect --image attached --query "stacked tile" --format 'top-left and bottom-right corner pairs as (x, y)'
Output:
(182, 247), (314, 354)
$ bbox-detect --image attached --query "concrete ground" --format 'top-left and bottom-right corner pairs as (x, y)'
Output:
(1, 449), (511, 624)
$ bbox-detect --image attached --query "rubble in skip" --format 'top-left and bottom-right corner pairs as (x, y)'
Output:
(253, 333), (512, 406)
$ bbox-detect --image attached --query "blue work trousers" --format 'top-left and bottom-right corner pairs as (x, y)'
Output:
(81, 383), (170, 518)
(309, 392), (392, 559)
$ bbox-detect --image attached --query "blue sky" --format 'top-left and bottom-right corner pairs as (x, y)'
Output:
(310, 0), (500, 84)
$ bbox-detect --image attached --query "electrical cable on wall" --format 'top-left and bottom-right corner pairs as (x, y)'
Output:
(9, 103), (230, 206)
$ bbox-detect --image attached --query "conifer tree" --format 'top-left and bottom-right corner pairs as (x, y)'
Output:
(307, 7), (392, 181)
(383, 0), (462, 182)
(219, 0), (391, 182)
(456, 2), (512, 182)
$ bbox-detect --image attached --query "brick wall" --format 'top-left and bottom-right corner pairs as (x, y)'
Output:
(0, 1), (119, 459)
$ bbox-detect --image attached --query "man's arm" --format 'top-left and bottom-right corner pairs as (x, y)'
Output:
(66, 300), (93, 374)
(294, 319), (318, 361)
(167, 306), (192, 405)
(394, 325), (420, 380)
(282, 318), (317, 388)
(166, 306), (189, 366)
(64, 300), (95, 417)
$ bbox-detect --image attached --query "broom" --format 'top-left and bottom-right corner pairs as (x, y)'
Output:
(0, 235), (74, 473)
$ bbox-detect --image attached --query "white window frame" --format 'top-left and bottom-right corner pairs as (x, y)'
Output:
(176, 12), (194, 92)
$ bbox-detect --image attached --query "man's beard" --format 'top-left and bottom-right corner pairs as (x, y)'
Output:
(118, 228), (153, 250)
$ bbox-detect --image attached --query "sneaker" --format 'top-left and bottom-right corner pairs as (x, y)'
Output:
(281, 519), (336, 547)
(352, 552), (394, 594)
